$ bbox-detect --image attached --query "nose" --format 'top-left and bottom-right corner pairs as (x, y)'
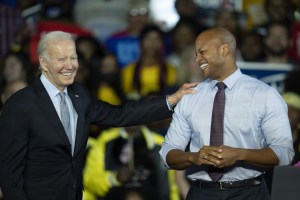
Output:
(65, 58), (74, 69)
(195, 54), (202, 63)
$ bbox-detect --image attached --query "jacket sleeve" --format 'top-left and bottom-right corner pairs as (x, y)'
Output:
(83, 133), (121, 197)
(89, 95), (172, 127)
(0, 98), (29, 200)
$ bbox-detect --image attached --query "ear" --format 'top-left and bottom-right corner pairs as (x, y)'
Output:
(220, 43), (230, 57)
(39, 56), (48, 72)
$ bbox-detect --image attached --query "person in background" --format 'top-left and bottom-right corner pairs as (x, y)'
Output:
(96, 53), (126, 106)
(213, 8), (243, 60)
(239, 30), (266, 62)
(121, 24), (177, 99)
(75, 35), (106, 95)
(73, 52), (90, 87)
(167, 17), (202, 70)
(263, 22), (293, 64)
(256, 0), (294, 36)
(0, 31), (197, 200)
(92, 52), (127, 138)
(159, 27), (294, 200)
(83, 125), (180, 200)
(109, 0), (150, 38)
(75, 35), (105, 66)
(105, 0), (151, 67)
(176, 45), (205, 85)
(0, 2), (26, 59)
(174, 0), (198, 23)
(0, 51), (32, 109)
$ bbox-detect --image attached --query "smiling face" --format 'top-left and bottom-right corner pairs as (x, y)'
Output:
(194, 28), (237, 81)
(39, 39), (78, 91)
(195, 33), (225, 80)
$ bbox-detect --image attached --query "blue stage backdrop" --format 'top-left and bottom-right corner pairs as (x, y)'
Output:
(238, 61), (294, 94)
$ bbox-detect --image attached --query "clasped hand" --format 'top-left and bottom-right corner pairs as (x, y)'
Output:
(197, 145), (239, 168)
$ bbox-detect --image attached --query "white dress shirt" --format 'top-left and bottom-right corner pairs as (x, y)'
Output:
(160, 68), (294, 182)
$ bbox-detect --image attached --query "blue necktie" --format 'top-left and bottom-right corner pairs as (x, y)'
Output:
(209, 82), (226, 182)
(59, 92), (72, 147)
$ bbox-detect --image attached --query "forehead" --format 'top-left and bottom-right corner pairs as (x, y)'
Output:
(195, 33), (218, 49)
(48, 39), (76, 54)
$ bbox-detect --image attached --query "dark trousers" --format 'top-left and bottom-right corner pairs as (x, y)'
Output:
(187, 180), (271, 200)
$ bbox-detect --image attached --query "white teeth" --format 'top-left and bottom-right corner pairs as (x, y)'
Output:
(200, 63), (208, 69)
(62, 73), (72, 76)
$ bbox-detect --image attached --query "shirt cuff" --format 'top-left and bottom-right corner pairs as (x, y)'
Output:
(166, 95), (175, 111)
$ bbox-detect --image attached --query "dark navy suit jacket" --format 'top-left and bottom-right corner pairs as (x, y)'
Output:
(0, 77), (171, 200)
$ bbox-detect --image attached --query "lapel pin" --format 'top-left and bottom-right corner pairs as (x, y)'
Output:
(75, 95), (79, 98)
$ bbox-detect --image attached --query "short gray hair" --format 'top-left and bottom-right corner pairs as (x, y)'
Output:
(37, 31), (73, 59)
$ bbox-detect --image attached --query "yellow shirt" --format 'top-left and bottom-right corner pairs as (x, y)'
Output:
(242, 0), (267, 29)
(121, 63), (177, 98)
(97, 84), (121, 105)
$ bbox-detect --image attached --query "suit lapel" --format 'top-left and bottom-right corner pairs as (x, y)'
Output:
(33, 78), (71, 147)
(68, 88), (84, 156)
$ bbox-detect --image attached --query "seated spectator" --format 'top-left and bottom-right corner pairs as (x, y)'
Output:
(239, 30), (266, 62)
(105, 0), (151, 67)
(83, 125), (180, 200)
(213, 8), (243, 60)
(75, 35), (106, 95)
(255, 0), (294, 36)
(213, 8), (242, 44)
(167, 16), (202, 70)
(75, 35), (106, 64)
(74, 52), (90, 86)
(121, 24), (177, 99)
(177, 45), (204, 85)
(96, 53), (126, 105)
(0, 51), (32, 109)
(174, 0), (199, 23)
(263, 22), (293, 64)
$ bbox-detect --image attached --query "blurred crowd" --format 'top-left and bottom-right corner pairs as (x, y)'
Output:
(1, 0), (300, 199)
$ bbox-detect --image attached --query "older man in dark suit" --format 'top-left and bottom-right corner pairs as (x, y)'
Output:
(0, 31), (196, 200)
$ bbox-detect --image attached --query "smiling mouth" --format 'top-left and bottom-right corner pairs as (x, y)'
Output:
(61, 72), (73, 77)
(200, 63), (208, 70)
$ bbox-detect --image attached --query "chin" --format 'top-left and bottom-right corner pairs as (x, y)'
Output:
(62, 77), (75, 86)
(67, 79), (75, 85)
